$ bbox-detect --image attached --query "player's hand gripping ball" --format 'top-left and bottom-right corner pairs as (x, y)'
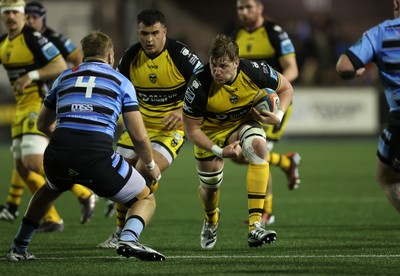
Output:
(253, 88), (280, 114)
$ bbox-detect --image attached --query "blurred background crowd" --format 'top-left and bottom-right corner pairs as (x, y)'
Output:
(0, 0), (391, 142)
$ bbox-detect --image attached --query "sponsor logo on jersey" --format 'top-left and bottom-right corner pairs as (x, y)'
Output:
(281, 39), (295, 55)
(181, 47), (190, 56)
(250, 61), (260, 68)
(41, 42), (60, 60)
(184, 89), (196, 104)
(71, 103), (93, 112)
(182, 102), (193, 113)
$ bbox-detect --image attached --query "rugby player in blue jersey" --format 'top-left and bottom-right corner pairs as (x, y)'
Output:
(336, 0), (400, 215)
(6, 30), (165, 262)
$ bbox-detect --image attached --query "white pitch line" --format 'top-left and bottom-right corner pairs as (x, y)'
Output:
(34, 254), (400, 260)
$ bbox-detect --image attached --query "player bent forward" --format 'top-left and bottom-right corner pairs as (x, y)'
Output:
(182, 34), (293, 249)
(6, 30), (165, 262)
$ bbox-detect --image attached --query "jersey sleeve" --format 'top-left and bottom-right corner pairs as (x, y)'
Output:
(240, 59), (281, 91)
(346, 27), (378, 70)
(45, 28), (79, 60)
(264, 21), (296, 57)
(167, 39), (203, 80)
(183, 66), (210, 120)
(121, 78), (140, 113)
(24, 26), (61, 66)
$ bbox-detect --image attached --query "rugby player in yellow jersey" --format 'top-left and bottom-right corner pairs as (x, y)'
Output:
(0, 1), (96, 226)
(97, 9), (202, 248)
(0, 0), (67, 232)
(182, 34), (293, 248)
(231, 0), (301, 225)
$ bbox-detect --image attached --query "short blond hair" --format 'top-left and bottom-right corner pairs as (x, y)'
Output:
(81, 30), (114, 61)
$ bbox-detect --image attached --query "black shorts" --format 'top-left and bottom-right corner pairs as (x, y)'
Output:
(377, 112), (400, 172)
(44, 146), (133, 198)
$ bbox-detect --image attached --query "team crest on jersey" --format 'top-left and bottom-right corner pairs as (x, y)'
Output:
(246, 43), (252, 52)
(230, 95), (238, 104)
(149, 74), (157, 84)
(171, 131), (182, 147)
(28, 112), (37, 129)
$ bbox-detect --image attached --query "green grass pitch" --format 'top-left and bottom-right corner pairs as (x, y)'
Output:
(0, 138), (399, 275)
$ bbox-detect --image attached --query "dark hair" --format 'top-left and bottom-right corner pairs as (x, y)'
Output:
(25, 1), (46, 24)
(25, 1), (46, 16)
(137, 9), (165, 26)
(81, 30), (113, 60)
(208, 34), (239, 61)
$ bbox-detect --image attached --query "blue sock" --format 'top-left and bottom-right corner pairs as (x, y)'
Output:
(119, 216), (145, 242)
(13, 217), (39, 253)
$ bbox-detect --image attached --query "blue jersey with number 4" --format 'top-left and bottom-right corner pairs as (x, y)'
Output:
(44, 61), (139, 139)
(346, 18), (400, 112)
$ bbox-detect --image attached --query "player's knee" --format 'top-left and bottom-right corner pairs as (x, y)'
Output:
(197, 168), (223, 189)
(239, 125), (267, 164)
(15, 162), (29, 178)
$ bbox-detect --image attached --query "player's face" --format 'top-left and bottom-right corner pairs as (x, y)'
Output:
(26, 14), (44, 32)
(209, 57), (239, 85)
(137, 22), (167, 57)
(1, 10), (25, 33)
(236, 0), (263, 27)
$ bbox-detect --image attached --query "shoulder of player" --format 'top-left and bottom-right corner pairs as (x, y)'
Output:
(190, 64), (212, 91)
(239, 59), (277, 85)
(263, 19), (287, 35)
(22, 25), (49, 45)
(42, 27), (66, 40)
(0, 33), (7, 43)
(166, 38), (196, 59)
(121, 42), (142, 61)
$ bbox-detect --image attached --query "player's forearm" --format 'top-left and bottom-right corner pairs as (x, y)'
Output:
(35, 57), (68, 81)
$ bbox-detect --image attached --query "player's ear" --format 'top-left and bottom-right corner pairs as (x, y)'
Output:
(108, 50), (114, 67)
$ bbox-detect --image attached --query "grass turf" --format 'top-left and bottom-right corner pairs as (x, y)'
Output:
(0, 138), (399, 275)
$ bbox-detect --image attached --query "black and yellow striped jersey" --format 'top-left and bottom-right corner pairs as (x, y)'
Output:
(42, 27), (79, 61)
(117, 38), (202, 130)
(183, 59), (281, 130)
(232, 20), (296, 72)
(0, 25), (62, 111)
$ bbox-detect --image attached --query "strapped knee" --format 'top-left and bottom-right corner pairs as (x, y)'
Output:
(239, 125), (267, 164)
(197, 168), (223, 189)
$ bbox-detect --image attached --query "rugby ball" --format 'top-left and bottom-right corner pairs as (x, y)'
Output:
(253, 88), (280, 114)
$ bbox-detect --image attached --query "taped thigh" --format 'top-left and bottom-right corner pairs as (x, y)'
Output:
(11, 138), (22, 159)
(197, 167), (223, 189)
(21, 134), (48, 156)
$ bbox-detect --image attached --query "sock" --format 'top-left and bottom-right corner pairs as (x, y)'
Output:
(268, 152), (291, 171)
(246, 163), (269, 231)
(71, 184), (92, 199)
(199, 188), (220, 225)
(22, 171), (45, 194)
(6, 169), (25, 209)
(119, 215), (145, 242)
(12, 217), (40, 253)
(20, 172), (62, 223)
(115, 202), (128, 230)
(263, 194), (273, 215)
